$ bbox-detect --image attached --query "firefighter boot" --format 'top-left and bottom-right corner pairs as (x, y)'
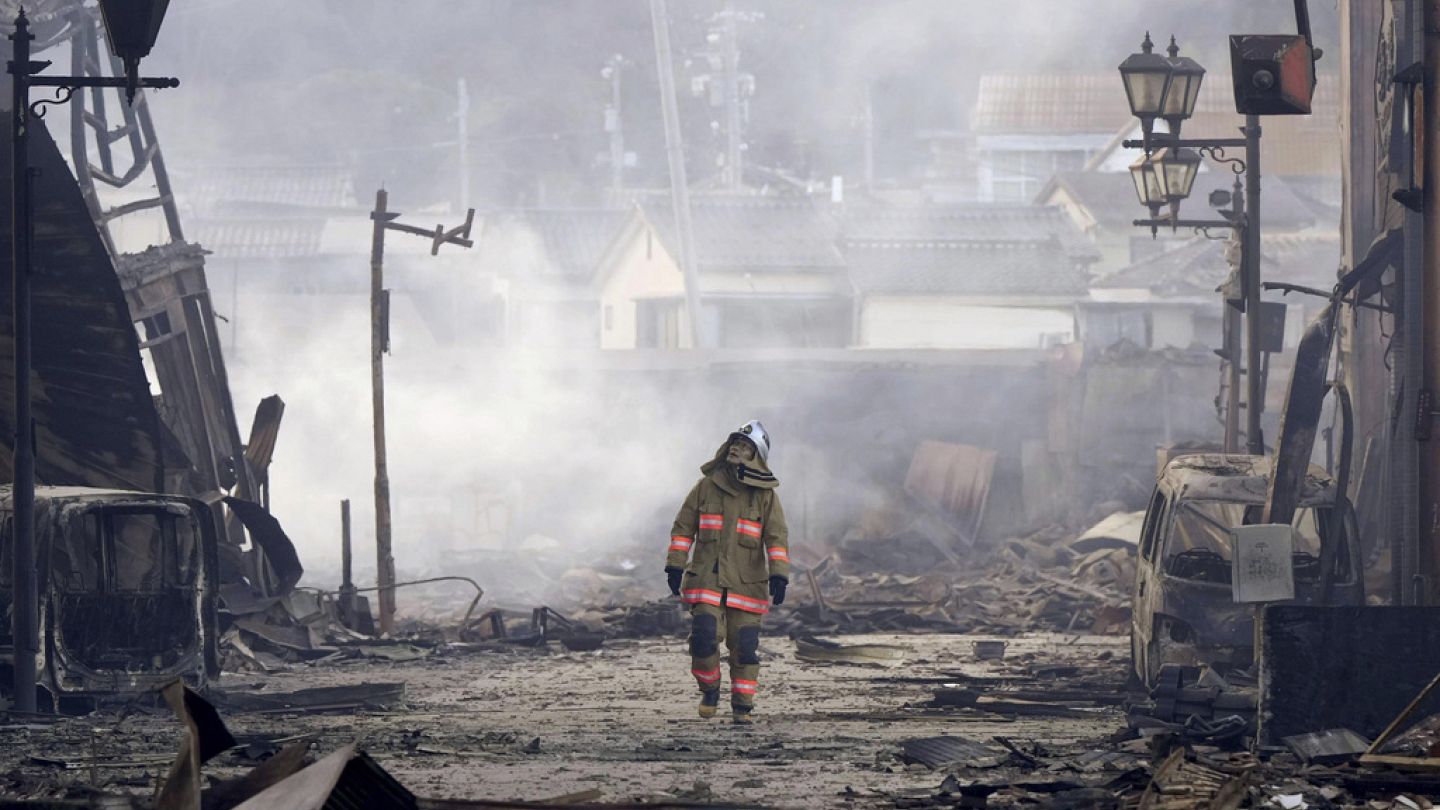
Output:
(732, 704), (754, 725)
(698, 689), (720, 718)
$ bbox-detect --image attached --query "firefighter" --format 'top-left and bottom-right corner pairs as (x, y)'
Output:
(664, 420), (789, 724)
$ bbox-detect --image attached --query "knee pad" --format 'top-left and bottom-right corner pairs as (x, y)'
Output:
(689, 614), (718, 658)
(736, 625), (761, 665)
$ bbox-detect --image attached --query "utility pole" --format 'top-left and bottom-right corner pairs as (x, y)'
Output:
(1419, 0), (1439, 604)
(649, 0), (703, 348)
(1243, 115), (1264, 456)
(603, 55), (628, 191)
(457, 79), (470, 214)
(368, 190), (474, 634)
(721, 0), (742, 190)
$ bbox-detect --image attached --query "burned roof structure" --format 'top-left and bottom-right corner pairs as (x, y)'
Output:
(0, 118), (166, 493)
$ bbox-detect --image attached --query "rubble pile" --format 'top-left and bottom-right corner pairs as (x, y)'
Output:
(767, 519), (1135, 637)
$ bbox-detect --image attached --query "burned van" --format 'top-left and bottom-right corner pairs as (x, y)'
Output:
(0, 487), (219, 707)
(1130, 454), (1363, 688)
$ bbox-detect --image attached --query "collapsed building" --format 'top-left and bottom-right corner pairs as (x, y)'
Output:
(0, 4), (299, 707)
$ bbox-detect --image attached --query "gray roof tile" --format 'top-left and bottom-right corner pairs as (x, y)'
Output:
(479, 209), (627, 282)
(846, 241), (1089, 296)
(641, 196), (846, 272)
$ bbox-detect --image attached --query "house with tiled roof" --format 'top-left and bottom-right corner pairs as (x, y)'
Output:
(171, 163), (503, 350)
(476, 209), (627, 347)
(972, 71), (1341, 210)
(971, 74), (1132, 203)
(1081, 230), (1341, 353)
(1039, 170), (1321, 276)
(840, 203), (1097, 349)
(593, 196), (852, 349)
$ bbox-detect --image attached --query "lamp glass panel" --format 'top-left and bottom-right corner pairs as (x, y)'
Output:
(1153, 148), (1201, 201)
(1129, 158), (1162, 206)
(1161, 58), (1206, 119)
(1122, 68), (1171, 118)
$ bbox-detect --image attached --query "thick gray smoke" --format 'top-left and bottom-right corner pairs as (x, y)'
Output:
(65, 1), (1340, 609)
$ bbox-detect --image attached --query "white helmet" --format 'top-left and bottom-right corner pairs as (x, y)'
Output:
(729, 420), (771, 462)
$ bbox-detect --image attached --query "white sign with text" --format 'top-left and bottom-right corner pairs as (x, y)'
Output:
(1231, 523), (1295, 603)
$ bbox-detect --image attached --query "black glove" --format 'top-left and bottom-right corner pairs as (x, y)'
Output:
(769, 575), (788, 606)
(665, 566), (683, 596)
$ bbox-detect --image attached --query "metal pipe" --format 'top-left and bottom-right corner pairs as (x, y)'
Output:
(1244, 115), (1265, 456)
(1295, 0), (1314, 50)
(317, 576), (486, 631)
(1122, 137), (1247, 150)
(8, 8), (37, 714)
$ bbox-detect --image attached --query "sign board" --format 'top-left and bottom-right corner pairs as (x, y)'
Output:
(1231, 524), (1295, 603)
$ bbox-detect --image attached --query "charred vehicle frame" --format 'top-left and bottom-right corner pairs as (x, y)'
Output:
(1130, 453), (1363, 688)
(0, 486), (219, 709)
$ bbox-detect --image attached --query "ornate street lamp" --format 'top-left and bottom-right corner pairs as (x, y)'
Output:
(1118, 32), (1173, 148)
(96, 0), (173, 103)
(1160, 37), (1205, 138)
(1120, 29), (1269, 459)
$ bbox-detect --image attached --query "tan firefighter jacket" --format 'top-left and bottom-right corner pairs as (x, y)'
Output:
(665, 443), (789, 614)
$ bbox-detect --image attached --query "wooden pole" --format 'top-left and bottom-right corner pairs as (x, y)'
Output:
(364, 190), (473, 634)
(370, 190), (396, 635)
(339, 498), (355, 624)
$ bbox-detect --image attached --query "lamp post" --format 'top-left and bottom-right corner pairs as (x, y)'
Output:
(8, 2), (177, 713)
(1119, 34), (1264, 457)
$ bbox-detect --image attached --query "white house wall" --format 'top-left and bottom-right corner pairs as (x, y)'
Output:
(598, 226), (688, 349)
(1150, 307), (1196, 349)
(859, 299), (1075, 349)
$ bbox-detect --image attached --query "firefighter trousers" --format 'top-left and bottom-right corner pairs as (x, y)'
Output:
(688, 597), (763, 709)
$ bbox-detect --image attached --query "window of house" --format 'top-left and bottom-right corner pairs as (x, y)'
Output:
(984, 149), (1092, 203)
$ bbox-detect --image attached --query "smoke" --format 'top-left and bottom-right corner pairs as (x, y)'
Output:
(114, 1), (1339, 604)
